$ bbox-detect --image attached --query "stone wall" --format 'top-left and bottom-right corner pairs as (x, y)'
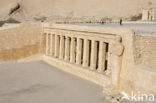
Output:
(142, 9), (156, 21)
(119, 34), (156, 94)
(0, 23), (155, 95)
(0, 23), (42, 61)
(134, 34), (156, 69)
(42, 24), (156, 95)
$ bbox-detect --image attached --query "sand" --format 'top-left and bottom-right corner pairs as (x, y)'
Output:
(0, 0), (156, 22)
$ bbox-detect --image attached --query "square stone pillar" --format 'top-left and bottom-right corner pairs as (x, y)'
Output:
(52, 34), (55, 56)
(65, 37), (70, 61)
(98, 42), (106, 72)
(45, 33), (49, 55)
(50, 34), (55, 56)
(70, 37), (76, 63)
(90, 40), (98, 70)
(59, 36), (65, 59)
(107, 42), (113, 75)
(142, 9), (149, 21)
(149, 11), (153, 21)
(152, 10), (155, 20)
(83, 39), (89, 67)
(49, 34), (52, 55)
(76, 38), (82, 65)
(54, 35), (60, 58)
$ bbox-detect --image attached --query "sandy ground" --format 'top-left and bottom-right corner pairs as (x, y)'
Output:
(0, 0), (156, 22)
(0, 61), (111, 103)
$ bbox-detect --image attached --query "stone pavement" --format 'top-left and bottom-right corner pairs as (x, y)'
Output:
(73, 23), (156, 35)
(0, 61), (111, 103)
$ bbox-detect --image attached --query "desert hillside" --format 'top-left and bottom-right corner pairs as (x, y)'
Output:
(0, 0), (156, 22)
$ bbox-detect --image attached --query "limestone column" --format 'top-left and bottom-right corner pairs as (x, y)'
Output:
(49, 34), (53, 56)
(76, 38), (82, 65)
(90, 40), (98, 70)
(98, 42), (106, 72)
(152, 10), (155, 20)
(149, 11), (152, 21)
(54, 35), (59, 58)
(65, 37), (70, 61)
(70, 37), (76, 63)
(45, 33), (49, 55)
(82, 39), (89, 67)
(59, 36), (65, 59)
(51, 34), (55, 56)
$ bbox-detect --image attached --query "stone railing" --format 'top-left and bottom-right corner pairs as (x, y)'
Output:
(44, 26), (114, 73)
(142, 9), (156, 21)
(1, 23), (155, 94)
(42, 23), (133, 88)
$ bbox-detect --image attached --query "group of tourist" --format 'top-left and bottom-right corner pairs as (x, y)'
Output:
(99, 18), (123, 25)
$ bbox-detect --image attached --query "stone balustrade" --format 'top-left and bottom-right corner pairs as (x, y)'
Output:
(142, 9), (156, 21)
(0, 23), (155, 95)
(42, 24), (136, 92)
(44, 26), (116, 75)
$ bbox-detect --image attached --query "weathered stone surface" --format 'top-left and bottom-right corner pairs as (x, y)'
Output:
(1, 0), (156, 22)
(0, 23), (42, 61)
(0, 61), (111, 103)
(134, 34), (156, 69)
(0, 23), (156, 97)
(142, 9), (156, 21)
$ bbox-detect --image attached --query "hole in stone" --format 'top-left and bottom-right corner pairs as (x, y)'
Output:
(88, 40), (91, 67)
(96, 41), (100, 69)
(69, 37), (71, 60)
(105, 43), (109, 71)
(81, 39), (84, 64)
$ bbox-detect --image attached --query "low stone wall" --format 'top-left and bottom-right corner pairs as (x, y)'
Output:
(42, 23), (134, 92)
(119, 34), (156, 94)
(134, 34), (156, 69)
(42, 24), (156, 95)
(0, 23), (42, 61)
(0, 23), (155, 96)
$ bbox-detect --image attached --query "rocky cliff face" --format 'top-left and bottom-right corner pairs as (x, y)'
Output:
(0, 0), (156, 22)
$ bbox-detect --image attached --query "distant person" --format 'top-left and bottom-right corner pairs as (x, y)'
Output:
(101, 18), (104, 24)
(99, 18), (104, 24)
(120, 19), (123, 25)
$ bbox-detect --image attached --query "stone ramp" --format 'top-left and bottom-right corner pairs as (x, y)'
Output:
(0, 61), (110, 103)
